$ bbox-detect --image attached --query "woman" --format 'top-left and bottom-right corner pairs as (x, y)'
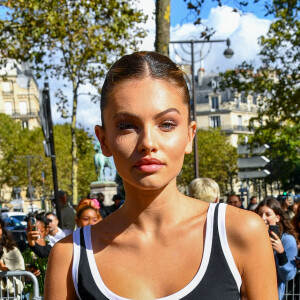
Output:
(75, 198), (102, 228)
(45, 51), (277, 299)
(0, 217), (25, 296)
(257, 197), (298, 299)
(23, 213), (51, 296)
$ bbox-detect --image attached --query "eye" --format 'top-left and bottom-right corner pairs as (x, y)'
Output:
(160, 121), (176, 131)
(117, 121), (135, 130)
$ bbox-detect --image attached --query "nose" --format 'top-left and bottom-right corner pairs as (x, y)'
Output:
(261, 213), (267, 222)
(137, 125), (158, 154)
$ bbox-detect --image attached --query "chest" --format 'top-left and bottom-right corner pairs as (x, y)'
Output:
(93, 225), (205, 299)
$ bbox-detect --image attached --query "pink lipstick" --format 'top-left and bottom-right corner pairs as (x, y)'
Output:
(134, 158), (164, 173)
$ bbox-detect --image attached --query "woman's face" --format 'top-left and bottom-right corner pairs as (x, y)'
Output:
(258, 205), (280, 227)
(76, 208), (99, 228)
(36, 221), (49, 239)
(0, 224), (2, 238)
(96, 77), (196, 191)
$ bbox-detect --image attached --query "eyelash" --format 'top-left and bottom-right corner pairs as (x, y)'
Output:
(160, 121), (176, 131)
(116, 120), (177, 131)
(117, 121), (135, 130)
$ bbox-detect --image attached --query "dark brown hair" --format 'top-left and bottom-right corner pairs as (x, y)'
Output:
(0, 217), (17, 257)
(256, 197), (298, 241)
(100, 51), (191, 128)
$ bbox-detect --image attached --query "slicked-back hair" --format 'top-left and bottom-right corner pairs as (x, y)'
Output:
(100, 51), (191, 128)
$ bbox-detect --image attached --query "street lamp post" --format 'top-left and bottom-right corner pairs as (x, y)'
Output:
(170, 38), (234, 179)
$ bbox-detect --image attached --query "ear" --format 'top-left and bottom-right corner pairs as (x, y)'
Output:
(184, 121), (197, 154)
(276, 214), (280, 223)
(95, 125), (112, 157)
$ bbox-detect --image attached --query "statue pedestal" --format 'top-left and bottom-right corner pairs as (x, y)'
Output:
(90, 182), (117, 206)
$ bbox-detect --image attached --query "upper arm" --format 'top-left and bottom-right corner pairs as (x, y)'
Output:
(44, 235), (77, 300)
(226, 207), (278, 300)
(277, 234), (297, 281)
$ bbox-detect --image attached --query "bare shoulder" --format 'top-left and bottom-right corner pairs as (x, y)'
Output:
(44, 233), (77, 300)
(225, 205), (268, 247)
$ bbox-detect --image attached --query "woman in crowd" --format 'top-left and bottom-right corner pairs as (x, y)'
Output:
(23, 213), (51, 296)
(45, 51), (277, 299)
(0, 217), (25, 296)
(291, 204), (300, 248)
(75, 198), (102, 228)
(257, 197), (298, 299)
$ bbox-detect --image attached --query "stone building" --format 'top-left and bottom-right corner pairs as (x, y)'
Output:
(195, 69), (260, 147)
(0, 60), (41, 212)
(0, 60), (40, 130)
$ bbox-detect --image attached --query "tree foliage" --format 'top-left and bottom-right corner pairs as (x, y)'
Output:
(0, 114), (96, 201)
(0, 0), (147, 203)
(219, 1), (300, 190)
(178, 129), (238, 195)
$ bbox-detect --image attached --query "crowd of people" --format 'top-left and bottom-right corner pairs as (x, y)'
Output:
(0, 192), (123, 298)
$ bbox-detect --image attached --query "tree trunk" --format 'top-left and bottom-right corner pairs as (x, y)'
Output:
(155, 0), (170, 56)
(71, 82), (78, 204)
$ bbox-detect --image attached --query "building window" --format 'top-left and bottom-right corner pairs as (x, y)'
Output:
(241, 93), (247, 103)
(252, 95), (257, 105)
(238, 115), (242, 130)
(2, 81), (12, 94)
(19, 101), (28, 115)
(211, 96), (219, 110)
(4, 102), (13, 115)
(210, 116), (221, 128)
(22, 121), (28, 129)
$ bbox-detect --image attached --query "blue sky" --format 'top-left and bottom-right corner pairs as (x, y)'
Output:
(170, 0), (273, 26)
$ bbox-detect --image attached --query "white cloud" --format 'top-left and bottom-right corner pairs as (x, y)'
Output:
(170, 5), (271, 73)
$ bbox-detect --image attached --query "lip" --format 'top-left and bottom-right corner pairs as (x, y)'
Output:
(134, 158), (164, 173)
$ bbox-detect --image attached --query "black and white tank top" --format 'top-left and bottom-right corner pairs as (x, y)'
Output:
(72, 203), (242, 299)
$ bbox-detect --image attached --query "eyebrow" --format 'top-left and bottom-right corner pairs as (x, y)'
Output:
(112, 108), (181, 120)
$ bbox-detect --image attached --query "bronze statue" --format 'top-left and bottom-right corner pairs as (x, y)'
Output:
(94, 142), (113, 182)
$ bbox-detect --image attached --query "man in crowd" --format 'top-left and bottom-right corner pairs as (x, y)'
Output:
(58, 190), (76, 235)
(97, 192), (111, 218)
(188, 177), (220, 203)
(227, 194), (244, 209)
(45, 212), (65, 246)
(109, 194), (123, 213)
(247, 196), (258, 211)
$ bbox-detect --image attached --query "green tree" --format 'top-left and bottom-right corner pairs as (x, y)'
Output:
(0, 114), (96, 201)
(0, 0), (147, 203)
(220, 1), (300, 190)
(155, 0), (170, 55)
(178, 128), (238, 194)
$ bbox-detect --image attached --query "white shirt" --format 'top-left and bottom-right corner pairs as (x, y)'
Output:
(47, 227), (66, 246)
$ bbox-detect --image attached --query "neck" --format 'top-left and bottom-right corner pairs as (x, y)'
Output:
(50, 227), (59, 236)
(118, 178), (188, 233)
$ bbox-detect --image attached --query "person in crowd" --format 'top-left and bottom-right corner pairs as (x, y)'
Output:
(45, 212), (65, 247)
(256, 197), (298, 299)
(57, 190), (76, 235)
(45, 51), (278, 299)
(23, 213), (51, 296)
(188, 177), (220, 203)
(227, 194), (244, 209)
(291, 204), (300, 249)
(279, 193), (294, 220)
(247, 195), (258, 211)
(0, 217), (25, 296)
(109, 194), (124, 213)
(75, 198), (102, 228)
(96, 192), (111, 218)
